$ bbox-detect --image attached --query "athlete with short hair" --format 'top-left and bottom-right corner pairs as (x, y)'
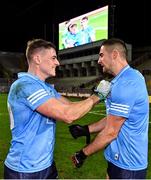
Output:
(70, 38), (149, 179)
(4, 38), (111, 179)
(80, 16), (95, 45)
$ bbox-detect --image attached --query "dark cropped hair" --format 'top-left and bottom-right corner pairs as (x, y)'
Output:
(101, 38), (128, 59)
(26, 39), (56, 63)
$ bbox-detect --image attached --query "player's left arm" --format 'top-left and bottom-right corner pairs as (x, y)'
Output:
(83, 114), (126, 156)
(72, 114), (126, 167)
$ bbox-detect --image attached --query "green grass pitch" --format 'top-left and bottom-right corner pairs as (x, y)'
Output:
(0, 94), (151, 178)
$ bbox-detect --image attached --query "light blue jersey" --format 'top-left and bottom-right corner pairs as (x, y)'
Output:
(81, 26), (95, 44)
(5, 72), (61, 173)
(65, 31), (82, 47)
(104, 65), (149, 170)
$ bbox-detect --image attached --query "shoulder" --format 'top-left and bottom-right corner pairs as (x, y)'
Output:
(115, 68), (144, 89)
(12, 75), (48, 98)
(125, 67), (144, 80)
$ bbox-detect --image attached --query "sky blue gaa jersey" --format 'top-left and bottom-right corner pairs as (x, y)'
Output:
(81, 26), (95, 44)
(5, 72), (61, 173)
(104, 65), (149, 170)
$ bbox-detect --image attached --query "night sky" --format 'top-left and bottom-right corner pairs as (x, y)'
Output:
(0, 0), (150, 53)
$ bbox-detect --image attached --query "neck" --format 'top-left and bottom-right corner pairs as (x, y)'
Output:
(28, 66), (45, 81)
(113, 61), (128, 76)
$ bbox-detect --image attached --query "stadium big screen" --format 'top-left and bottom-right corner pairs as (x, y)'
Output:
(59, 5), (108, 50)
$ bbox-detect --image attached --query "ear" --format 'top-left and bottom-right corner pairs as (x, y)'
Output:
(33, 55), (41, 65)
(112, 49), (118, 59)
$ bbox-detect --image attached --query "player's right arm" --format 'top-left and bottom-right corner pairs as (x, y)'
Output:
(36, 94), (99, 124)
(37, 80), (111, 123)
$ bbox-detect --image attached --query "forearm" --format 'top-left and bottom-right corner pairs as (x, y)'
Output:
(89, 117), (106, 133)
(82, 129), (115, 156)
(37, 95), (100, 124)
(71, 115), (125, 168)
(66, 95), (100, 123)
(71, 128), (116, 168)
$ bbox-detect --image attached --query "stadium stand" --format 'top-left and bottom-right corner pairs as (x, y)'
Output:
(129, 52), (151, 95)
(0, 42), (151, 97)
(0, 51), (26, 93)
(50, 40), (131, 93)
(47, 76), (102, 89)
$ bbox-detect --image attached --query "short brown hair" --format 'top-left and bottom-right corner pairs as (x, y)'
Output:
(26, 39), (56, 63)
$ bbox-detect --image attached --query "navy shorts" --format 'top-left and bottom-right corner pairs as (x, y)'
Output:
(4, 161), (58, 179)
(107, 161), (147, 179)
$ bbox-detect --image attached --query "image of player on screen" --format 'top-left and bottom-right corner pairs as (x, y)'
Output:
(62, 21), (82, 48)
(80, 16), (96, 45)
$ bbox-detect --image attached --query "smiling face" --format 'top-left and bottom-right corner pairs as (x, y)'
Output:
(39, 48), (60, 78)
(26, 39), (60, 81)
(68, 24), (78, 34)
(29, 47), (60, 81)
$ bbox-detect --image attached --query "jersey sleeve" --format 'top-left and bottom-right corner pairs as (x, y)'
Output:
(108, 80), (137, 118)
(21, 81), (61, 110)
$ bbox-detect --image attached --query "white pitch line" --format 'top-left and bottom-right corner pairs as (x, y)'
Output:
(95, 104), (105, 107)
(88, 111), (106, 116)
(91, 110), (106, 113)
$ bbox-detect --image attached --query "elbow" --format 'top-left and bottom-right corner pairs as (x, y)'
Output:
(62, 107), (81, 124)
(61, 107), (80, 124)
(62, 113), (76, 124)
(64, 119), (74, 124)
(63, 117), (75, 124)
(112, 132), (118, 140)
(107, 128), (118, 141)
